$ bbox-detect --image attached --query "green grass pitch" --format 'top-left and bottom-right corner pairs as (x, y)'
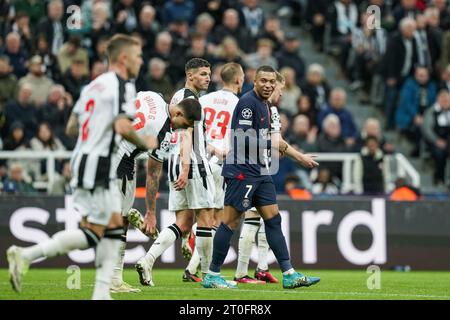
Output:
(1, 268), (449, 300)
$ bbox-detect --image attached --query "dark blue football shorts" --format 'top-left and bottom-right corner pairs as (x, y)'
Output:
(224, 176), (277, 212)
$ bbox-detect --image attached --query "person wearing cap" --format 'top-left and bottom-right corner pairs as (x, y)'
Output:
(17, 55), (54, 107)
(275, 31), (305, 84)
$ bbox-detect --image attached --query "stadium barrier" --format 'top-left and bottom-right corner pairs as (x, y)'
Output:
(0, 151), (420, 194)
(1, 195), (448, 270)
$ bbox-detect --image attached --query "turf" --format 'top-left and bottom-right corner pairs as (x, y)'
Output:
(1, 268), (449, 300)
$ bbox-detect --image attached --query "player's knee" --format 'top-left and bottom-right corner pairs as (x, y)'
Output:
(107, 212), (125, 229)
(79, 227), (101, 248)
(103, 226), (127, 241)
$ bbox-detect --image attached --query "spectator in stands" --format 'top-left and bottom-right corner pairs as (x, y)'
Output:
(423, 7), (442, 79)
(195, 0), (229, 26)
(2, 162), (35, 194)
(288, 114), (317, 153)
(212, 8), (253, 53)
(318, 88), (358, 148)
(439, 64), (450, 92)
(208, 63), (224, 93)
(413, 14), (435, 77)
(348, 11), (387, 103)
(316, 114), (348, 182)
(144, 58), (174, 102)
(61, 59), (89, 102)
(357, 0), (396, 32)
(4, 84), (37, 140)
(422, 89), (450, 185)
(215, 36), (245, 66)
(311, 168), (339, 195)
(432, 0), (450, 30)
(278, 67), (301, 116)
(241, 63), (256, 94)
(18, 55), (54, 107)
(7, 11), (33, 54)
(258, 15), (284, 52)
(186, 33), (214, 63)
(381, 17), (418, 130)
(328, 0), (358, 76)
(12, 0), (46, 28)
(163, 0), (196, 26)
(194, 13), (215, 50)
(389, 177), (421, 200)
(300, 63), (330, 112)
(150, 31), (177, 82)
(30, 122), (66, 181)
(1, 32), (27, 78)
(2, 121), (29, 151)
(395, 66), (437, 157)
(37, 85), (73, 149)
(355, 117), (395, 153)
(0, 55), (18, 113)
(272, 152), (298, 194)
(296, 95), (317, 128)
(136, 5), (160, 58)
(114, 0), (140, 33)
(89, 2), (113, 54)
(168, 19), (191, 64)
(285, 174), (312, 200)
(304, 0), (328, 52)
(354, 136), (386, 194)
(36, 0), (67, 56)
(91, 36), (109, 67)
(49, 160), (72, 195)
(392, 0), (420, 27)
(90, 60), (106, 81)
(245, 38), (278, 70)
(239, 0), (264, 39)
(275, 31), (305, 84)
(57, 36), (89, 76)
(34, 34), (61, 82)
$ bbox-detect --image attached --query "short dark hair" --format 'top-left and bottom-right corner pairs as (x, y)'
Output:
(177, 98), (202, 122)
(256, 65), (276, 75)
(220, 62), (242, 84)
(185, 58), (210, 73)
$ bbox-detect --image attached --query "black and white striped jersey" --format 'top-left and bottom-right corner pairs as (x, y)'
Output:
(70, 72), (136, 190)
(115, 91), (172, 181)
(167, 87), (211, 181)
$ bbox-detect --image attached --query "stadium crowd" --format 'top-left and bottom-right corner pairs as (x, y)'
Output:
(0, 0), (448, 197)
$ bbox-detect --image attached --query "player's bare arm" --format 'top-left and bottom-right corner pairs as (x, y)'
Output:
(174, 127), (193, 191)
(114, 115), (158, 150)
(65, 113), (79, 138)
(143, 157), (162, 237)
(206, 143), (228, 160)
(271, 132), (318, 169)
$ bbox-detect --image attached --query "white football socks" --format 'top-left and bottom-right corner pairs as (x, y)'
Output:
(235, 222), (259, 278)
(195, 227), (213, 274)
(112, 238), (127, 285)
(144, 224), (179, 265)
(22, 229), (90, 262)
(257, 222), (270, 271)
(92, 238), (121, 300)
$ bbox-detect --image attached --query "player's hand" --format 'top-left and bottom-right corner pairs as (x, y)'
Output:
(174, 170), (189, 191)
(143, 211), (158, 239)
(298, 153), (319, 169)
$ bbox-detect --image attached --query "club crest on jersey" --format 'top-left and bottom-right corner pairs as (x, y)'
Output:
(160, 140), (170, 152)
(271, 111), (280, 123)
(242, 199), (251, 208)
(241, 108), (253, 119)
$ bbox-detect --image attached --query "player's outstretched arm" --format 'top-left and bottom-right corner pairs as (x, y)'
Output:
(114, 116), (158, 150)
(271, 132), (319, 169)
(174, 127), (193, 190)
(143, 157), (162, 237)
